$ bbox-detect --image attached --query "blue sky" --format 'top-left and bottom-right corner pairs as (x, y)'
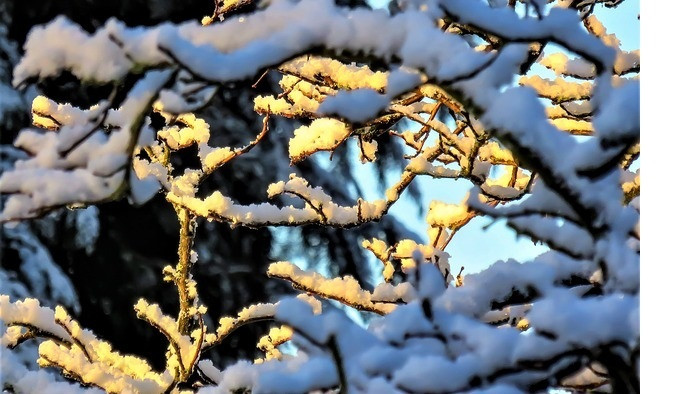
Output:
(357, 0), (640, 276)
(273, 0), (639, 280)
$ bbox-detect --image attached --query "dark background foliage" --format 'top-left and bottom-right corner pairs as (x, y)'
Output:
(0, 0), (420, 368)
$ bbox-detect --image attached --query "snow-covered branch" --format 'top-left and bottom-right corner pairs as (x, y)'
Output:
(1, 0), (639, 392)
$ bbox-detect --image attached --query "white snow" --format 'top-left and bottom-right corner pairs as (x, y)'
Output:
(1, 0), (639, 392)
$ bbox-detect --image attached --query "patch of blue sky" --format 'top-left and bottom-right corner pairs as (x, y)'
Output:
(359, 0), (639, 276)
(273, 0), (639, 285)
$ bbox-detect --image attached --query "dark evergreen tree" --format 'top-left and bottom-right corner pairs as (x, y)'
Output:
(0, 0), (419, 368)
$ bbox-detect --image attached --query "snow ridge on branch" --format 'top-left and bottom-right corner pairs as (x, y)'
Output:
(1, 0), (639, 392)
